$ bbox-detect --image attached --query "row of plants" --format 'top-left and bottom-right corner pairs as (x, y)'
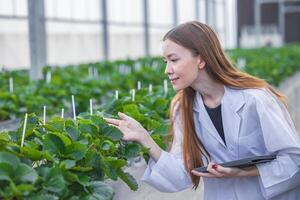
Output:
(229, 44), (300, 86)
(1, 44), (300, 122)
(0, 57), (165, 121)
(0, 87), (172, 199)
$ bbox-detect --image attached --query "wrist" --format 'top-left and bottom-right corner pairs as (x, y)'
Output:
(137, 130), (151, 145)
(237, 167), (259, 177)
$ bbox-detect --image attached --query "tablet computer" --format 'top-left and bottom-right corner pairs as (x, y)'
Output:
(194, 154), (277, 173)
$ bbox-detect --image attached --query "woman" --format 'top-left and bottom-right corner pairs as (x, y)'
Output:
(105, 21), (300, 200)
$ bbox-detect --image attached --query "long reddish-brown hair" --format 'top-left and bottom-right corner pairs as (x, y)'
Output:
(164, 21), (286, 189)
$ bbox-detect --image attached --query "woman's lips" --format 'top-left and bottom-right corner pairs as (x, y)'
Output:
(169, 77), (179, 84)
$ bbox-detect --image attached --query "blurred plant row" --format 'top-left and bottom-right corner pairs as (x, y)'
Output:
(1, 44), (300, 122)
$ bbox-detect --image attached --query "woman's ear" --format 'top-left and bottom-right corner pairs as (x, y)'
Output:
(198, 57), (206, 69)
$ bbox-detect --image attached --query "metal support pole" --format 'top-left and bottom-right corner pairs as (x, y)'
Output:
(173, 0), (178, 26)
(211, 0), (216, 28)
(27, 0), (47, 80)
(223, 0), (227, 46)
(143, 0), (150, 56)
(101, 0), (109, 60)
(195, 0), (200, 20)
(278, 0), (285, 43)
(205, 0), (209, 24)
(254, 0), (261, 46)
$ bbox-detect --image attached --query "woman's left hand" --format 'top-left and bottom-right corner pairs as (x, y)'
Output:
(191, 162), (259, 178)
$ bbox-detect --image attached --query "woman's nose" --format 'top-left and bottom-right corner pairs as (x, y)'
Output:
(164, 63), (173, 75)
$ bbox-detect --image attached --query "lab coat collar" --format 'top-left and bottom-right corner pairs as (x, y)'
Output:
(192, 86), (245, 113)
(193, 85), (245, 147)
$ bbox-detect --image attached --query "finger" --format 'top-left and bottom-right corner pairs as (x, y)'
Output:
(118, 112), (132, 121)
(108, 123), (119, 129)
(104, 118), (120, 126)
(191, 170), (216, 178)
(207, 163), (224, 177)
(214, 165), (232, 174)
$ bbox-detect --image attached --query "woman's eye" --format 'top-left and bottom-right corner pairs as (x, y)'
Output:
(171, 59), (178, 62)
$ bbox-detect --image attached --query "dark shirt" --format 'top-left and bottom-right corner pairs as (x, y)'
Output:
(204, 104), (226, 145)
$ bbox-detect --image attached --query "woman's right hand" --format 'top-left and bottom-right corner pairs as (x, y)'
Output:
(104, 112), (149, 142)
(105, 112), (163, 162)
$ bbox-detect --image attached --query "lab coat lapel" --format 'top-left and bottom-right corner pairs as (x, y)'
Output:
(222, 86), (245, 145)
(194, 90), (227, 147)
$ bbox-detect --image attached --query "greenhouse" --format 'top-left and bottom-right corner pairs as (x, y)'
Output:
(1, 0), (300, 199)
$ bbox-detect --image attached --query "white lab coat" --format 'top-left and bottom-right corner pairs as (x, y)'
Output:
(141, 86), (300, 200)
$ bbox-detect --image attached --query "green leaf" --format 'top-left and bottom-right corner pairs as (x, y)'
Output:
(0, 163), (14, 181)
(27, 113), (40, 125)
(77, 174), (90, 186)
(16, 184), (35, 196)
(43, 134), (65, 154)
(124, 143), (141, 158)
(29, 193), (59, 200)
(153, 123), (169, 136)
(43, 168), (66, 193)
(15, 163), (38, 183)
(65, 142), (88, 160)
(145, 118), (160, 130)
(86, 181), (114, 200)
(66, 125), (80, 141)
(79, 122), (98, 136)
(116, 169), (138, 191)
(100, 140), (115, 151)
(60, 159), (76, 169)
(98, 154), (117, 180)
(51, 132), (72, 146)
(91, 115), (106, 127)
(101, 126), (123, 141)
(0, 151), (20, 169)
(153, 98), (168, 112)
(123, 104), (144, 121)
(21, 146), (54, 161)
(151, 134), (167, 150)
(65, 119), (76, 127)
(106, 157), (127, 169)
(46, 117), (65, 132)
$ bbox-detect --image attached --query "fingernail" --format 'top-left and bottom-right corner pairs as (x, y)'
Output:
(212, 164), (218, 170)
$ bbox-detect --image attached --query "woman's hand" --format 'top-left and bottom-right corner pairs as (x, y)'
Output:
(104, 112), (163, 161)
(104, 112), (149, 142)
(191, 162), (259, 178)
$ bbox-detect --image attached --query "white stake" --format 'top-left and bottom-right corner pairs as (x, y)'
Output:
(115, 90), (119, 100)
(131, 89), (135, 102)
(94, 68), (98, 78)
(88, 67), (93, 78)
(148, 84), (152, 94)
(43, 105), (46, 125)
(21, 113), (28, 147)
(164, 79), (168, 95)
(9, 77), (13, 93)
(46, 71), (51, 83)
(137, 81), (141, 90)
(61, 108), (64, 119)
(90, 99), (93, 116)
(42, 106), (46, 131)
(72, 95), (76, 121)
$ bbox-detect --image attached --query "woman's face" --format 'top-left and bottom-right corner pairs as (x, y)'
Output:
(162, 39), (204, 91)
